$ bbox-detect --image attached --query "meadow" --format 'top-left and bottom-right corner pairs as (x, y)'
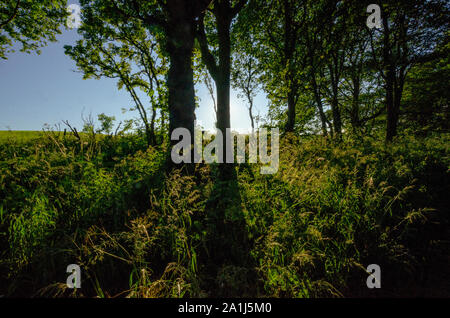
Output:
(0, 131), (45, 143)
(0, 130), (448, 297)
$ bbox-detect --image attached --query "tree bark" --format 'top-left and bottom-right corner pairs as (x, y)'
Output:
(283, 0), (297, 133)
(285, 90), (296, 132)
(350, 75), (361, 132)
(311, 74), (328, 136)
(165, 4), (197, 147)
(383, 11), (397, 143)
(305, 22), (327, 137)
(216, 7), (234, 180)
(216, 13), (231, 139)
(329, 62), (342, 136)
(246, 93), (255, 132)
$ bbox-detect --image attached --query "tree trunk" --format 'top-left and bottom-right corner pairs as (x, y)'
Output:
(385, 65), (398, 142)
(311, 74), (328, 136)
(350, 76), (361, 132)
(382, 7), (398, 143)
(196, 0), (246, 176)
(331, 95), (342, 136)
(386, 81), (398, 142)
(216, 16), (231, 138)
(329, 67), (342, 136)
(285, 90), (296, 132)
(165, 6), (196, 147)
(216, 11), (234, 179)
(248, 98), (255, 132)
(386, 76), (404, 142)
(327, 56), (342, 137)
(150, 105), (157, 145)
(283, 0), (296, 133)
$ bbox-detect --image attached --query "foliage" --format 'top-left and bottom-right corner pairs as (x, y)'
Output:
(64, 4), (169, 146)
(0, 0), (68, 59)
(2, 0), (449, 299)
(402, 35), (450, 134)
(1, 132), (448, 297)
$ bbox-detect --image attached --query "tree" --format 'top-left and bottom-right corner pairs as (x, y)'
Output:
(65, 7), (168, 146)
(0, 0), (68, 59)
(77, 0), (212, 150)
(97, 113), (116, 135)
(196, 0), (247, 166)
(337, 1), (384, 135)
(301, 0), (331, 136)
(312, 0), (363, 137)
(367, 0), (449, 141)
(402, 35), (450, 134)
(231, 51), (260, 132)
(203, 68), (218, 123)
(241, 0), (306, 133)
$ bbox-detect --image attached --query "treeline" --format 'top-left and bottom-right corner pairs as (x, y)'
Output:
(60, 0), (449, 146)
(1, 1), (448, 142)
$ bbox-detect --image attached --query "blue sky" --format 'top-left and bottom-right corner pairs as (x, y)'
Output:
(0, 2), (268, 133)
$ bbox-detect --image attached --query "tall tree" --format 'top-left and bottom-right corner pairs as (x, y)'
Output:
(65, 11), (168, 146)
(279, 0), (303, 132)
(231, 51), (260, 132)
(368, 0), (449, 141)
(302, 0), (331, 136)
(402, 35), (450, 134)
(245, 0), (305, 133)
(79, 0), (212, 149)
(318, 0), (357, 137)
(196, 0), (247, 164)
(338, 1), (385, 134)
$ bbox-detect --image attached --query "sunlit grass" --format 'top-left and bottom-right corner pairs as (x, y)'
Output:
(0, 131), (448, 297)
(0, 131), (45, 142)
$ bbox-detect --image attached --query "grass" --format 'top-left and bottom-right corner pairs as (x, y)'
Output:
(0, 131), (45, 142)
(0, 130), (449, 297)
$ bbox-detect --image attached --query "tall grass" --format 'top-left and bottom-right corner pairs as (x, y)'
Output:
(0, 131), (448, 297)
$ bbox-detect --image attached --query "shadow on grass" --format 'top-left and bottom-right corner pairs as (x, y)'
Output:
(202, 163), (256, 297)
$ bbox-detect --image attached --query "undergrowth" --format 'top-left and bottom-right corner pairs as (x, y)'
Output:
(0, 131), (448, 297)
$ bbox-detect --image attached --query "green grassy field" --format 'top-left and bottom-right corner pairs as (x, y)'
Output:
(0, 131), (45, 142)
(0, 131), (449, 297)
(0, 130), (106, 144)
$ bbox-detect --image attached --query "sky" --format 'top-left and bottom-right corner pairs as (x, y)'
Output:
(0, 2), (268, 134)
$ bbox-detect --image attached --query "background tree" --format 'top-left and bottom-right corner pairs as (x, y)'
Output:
(239, 0), (308, 133)
(0, 0), (68, 59)
(203, 68), (218, 123)
(231, 50), (260, 132)
(196, 0), (247, 169)
(402, 34), (450, 134)
(336, 1), (385, 135)
(298, 0), (334, 136)
(76, 0), (212, 149)
(367, 0), (449, 141)
(65, 8), (168, 146)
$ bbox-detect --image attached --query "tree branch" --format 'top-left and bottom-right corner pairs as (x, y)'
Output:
(0, 0), (21, 29)
(231, 0), (247, 17)
(196, 11), (219, 81)
(111, 0), (166, 29)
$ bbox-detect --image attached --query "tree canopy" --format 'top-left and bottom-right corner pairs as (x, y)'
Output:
(0, 0), (68, 59)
